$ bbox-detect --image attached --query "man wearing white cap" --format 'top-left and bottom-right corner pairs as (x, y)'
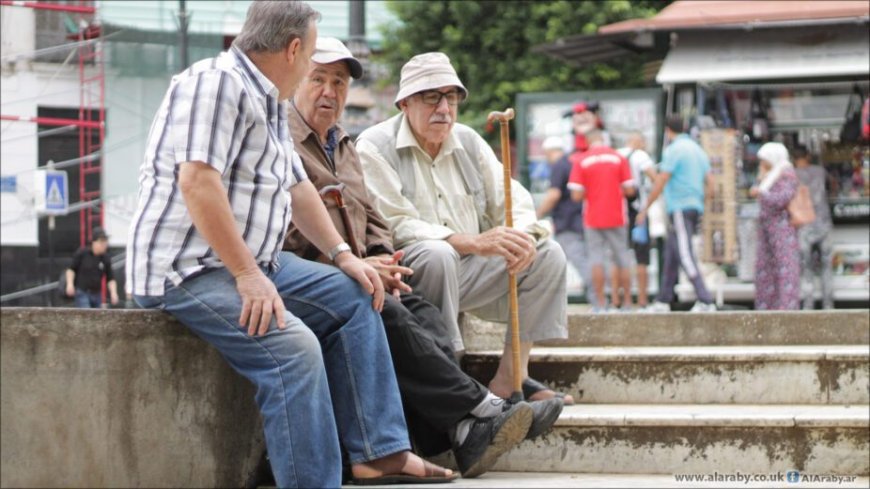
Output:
(356, 52), (573, 406)
(535, 136), (597, 306)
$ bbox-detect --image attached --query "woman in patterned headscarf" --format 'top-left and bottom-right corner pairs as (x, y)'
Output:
(750, 142), (800, 310)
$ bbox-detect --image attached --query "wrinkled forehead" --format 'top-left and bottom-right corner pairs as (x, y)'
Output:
(309, 61), (351, 80)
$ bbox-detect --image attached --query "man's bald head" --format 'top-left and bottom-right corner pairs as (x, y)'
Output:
(626, 131), (646, 151)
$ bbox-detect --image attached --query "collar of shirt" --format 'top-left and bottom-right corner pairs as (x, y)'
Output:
(288, 102), (349, 161)
(324, 127), (340, 161)
(395, 114), (460, 163)
(230, 46), (279, 99)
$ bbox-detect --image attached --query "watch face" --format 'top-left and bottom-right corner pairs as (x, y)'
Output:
(330, 243), (351, 261)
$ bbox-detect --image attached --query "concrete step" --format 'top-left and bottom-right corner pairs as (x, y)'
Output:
(430, 405), (869, 476)
(343, 471), (870, 488)
(460, 309), (870, 350)
(462, 345), (870, 404)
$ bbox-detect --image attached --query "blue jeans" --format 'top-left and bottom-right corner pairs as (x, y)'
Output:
(74, 289), (102, 308)
(135, 252), (409, 488)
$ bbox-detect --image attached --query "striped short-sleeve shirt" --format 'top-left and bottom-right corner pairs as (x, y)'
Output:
(126, 47), (307, 296)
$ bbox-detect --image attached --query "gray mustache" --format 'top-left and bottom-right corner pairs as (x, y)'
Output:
(317, 99), (337, 109)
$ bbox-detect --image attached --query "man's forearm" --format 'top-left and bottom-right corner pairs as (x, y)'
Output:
(446, 233), (476, 255)
(178, 162), (258, 277)
(66, 269), (75, 287)
(536, 189), (561, 218)
(290, 180), (344, 257)
(705, 174), (716, 199)
(643, 173), (670, 212)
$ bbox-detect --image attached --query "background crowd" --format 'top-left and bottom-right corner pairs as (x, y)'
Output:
(535, 104), (834, 312)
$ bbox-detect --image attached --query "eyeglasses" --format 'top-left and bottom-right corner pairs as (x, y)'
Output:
(416, 90), (464, 107)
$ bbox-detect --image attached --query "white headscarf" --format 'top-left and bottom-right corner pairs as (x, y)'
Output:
(756, 142), (793, 193)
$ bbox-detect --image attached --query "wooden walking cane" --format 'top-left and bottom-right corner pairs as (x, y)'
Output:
(486, 108), (523, 403)
(319, 183), (362, 258)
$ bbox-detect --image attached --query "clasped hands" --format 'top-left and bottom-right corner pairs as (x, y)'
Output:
(475, 226), (538, 274)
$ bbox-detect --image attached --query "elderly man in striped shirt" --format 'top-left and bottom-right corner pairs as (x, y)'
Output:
(125, 2), (453, 487)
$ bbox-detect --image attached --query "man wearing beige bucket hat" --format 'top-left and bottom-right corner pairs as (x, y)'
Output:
(357, 52), (573, 406)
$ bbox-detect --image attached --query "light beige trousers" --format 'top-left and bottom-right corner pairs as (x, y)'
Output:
(401, 238), (568, 352)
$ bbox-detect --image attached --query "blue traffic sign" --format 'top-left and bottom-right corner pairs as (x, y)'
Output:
(44, 171), (67, 214)
(0, 175), (15, 193)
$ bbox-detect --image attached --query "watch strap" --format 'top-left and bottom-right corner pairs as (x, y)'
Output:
(328, 242), (352, 262)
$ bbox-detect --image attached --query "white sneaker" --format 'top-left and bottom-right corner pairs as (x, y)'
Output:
(644, 301), (670, 313)
(690, 301), (717, 312)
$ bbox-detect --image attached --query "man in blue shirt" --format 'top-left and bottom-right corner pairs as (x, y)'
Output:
(636, 115), (716, 312)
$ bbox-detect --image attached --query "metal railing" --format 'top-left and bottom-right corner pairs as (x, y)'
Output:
(0, 253), (125, 303)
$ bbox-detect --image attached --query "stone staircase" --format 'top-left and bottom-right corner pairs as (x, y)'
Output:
(458, 309), (870, 476)
(2, 308), (867, 488)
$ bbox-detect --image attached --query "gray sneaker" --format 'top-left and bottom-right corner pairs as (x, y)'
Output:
(452, 401), (533, 478)
(690, 301), (717, 312)
(506, 397), (564, 440)
(644, 301), (671, 313)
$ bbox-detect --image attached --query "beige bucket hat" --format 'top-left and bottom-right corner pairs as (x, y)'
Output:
(394, 52), (467, 107)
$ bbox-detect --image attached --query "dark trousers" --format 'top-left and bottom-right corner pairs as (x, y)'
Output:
(657, 209), (713, 304)
(381, 292), (488, 456)
(74, 289), (102, 308)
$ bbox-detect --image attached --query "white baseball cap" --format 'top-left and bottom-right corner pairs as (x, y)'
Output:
(542, 136), (564, 151)
(311, 37), (363, 79)
(394, 52), (467, 107)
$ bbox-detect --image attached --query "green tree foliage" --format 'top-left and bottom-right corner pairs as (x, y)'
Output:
(377, 0), (668, 134)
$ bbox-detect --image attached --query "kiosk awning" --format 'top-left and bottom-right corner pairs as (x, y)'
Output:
(656, 26), (870, 83)
(601, 1), (869, 34)
(535, 1), (869, 67)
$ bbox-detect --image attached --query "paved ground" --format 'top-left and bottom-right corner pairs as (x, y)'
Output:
(344, 471), (870, 488)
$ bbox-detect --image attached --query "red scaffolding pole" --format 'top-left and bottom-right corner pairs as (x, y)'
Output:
(0, 114), (101, 129)
(2, 0), (107, 302)
(75, 0), (105, 250)
(0, 1), (95, 14)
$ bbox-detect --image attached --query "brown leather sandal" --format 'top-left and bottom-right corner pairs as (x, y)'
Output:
(352, 459), (458, 485)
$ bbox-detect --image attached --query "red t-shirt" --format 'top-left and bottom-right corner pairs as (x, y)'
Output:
(567, 145), (633, 229)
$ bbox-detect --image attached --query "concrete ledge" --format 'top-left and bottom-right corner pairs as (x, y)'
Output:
(428, 405), (870, 475)
(351, 471), (870, 488)
(463, 346), (870, 404)
(554, 405), (870, 428)
(473, 405), (870, 475)
(461, 310), (870, 351)
(492, 425), (869, 475)
(0, 308), (263, 488)
(472, 345), (870, 362)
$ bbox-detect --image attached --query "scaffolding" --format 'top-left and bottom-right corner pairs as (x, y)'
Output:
(0, 0), (105, 248)
(1, 0), (106, 305)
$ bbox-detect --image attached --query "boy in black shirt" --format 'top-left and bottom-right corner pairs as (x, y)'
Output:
(65, 227), (118, 308)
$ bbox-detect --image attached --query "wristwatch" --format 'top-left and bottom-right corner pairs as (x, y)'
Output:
(327, 242), (352, 262)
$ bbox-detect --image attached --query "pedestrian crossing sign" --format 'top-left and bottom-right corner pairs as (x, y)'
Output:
(33, 170), (68, 215)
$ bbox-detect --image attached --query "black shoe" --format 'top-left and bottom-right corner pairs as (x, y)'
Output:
(507, 397), (563, 440)
(453, 401), (533, 478)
